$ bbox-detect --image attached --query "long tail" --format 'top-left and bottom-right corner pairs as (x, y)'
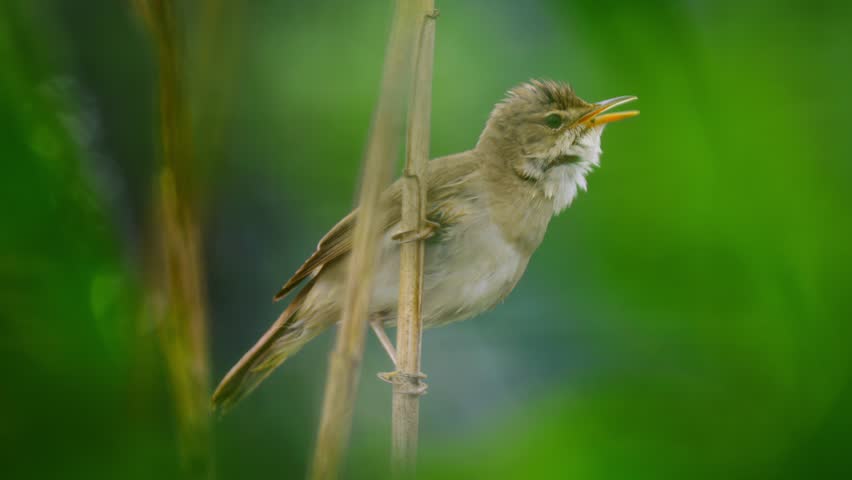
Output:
(211, 279), (320, 414)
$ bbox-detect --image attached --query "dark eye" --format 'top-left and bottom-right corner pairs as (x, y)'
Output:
(544, 113), (563, 129)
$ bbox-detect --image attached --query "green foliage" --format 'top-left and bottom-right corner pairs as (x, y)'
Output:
(2, 0), (851, 478)
(0, 4), (179, 479)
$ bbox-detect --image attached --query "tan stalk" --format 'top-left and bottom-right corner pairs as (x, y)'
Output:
(134, 1), (211, 477)
(308, 2), (420, 478)
(392, 2), (437, 477)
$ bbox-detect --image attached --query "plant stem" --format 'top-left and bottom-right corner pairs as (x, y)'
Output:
(308, 2), (419, 478)
(392, 3), (436, 477)
(134, 1), (212, 477)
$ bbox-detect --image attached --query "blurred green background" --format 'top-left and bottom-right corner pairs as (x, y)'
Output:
(3, 0), (852, 478)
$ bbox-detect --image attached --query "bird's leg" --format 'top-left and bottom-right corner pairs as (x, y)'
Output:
(372, 320), (427, 393)
(370, 318), (398, 367)
(392, 219), (440, 243)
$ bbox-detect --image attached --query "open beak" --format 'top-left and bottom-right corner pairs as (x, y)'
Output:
(572, 95), (639, 127)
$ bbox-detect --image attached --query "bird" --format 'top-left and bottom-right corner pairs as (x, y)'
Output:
(212, 79), (638, 413)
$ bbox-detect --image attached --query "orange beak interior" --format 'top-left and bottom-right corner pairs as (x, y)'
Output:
(572, 95), (640, 127)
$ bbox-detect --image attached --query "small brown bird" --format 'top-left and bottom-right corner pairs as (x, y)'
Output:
(212, 80), (638, 412)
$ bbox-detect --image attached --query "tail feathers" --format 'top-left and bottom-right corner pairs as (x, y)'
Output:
(212, 279), (317, 415)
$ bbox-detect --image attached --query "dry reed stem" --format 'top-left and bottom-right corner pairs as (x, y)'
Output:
(308, 2), (420, 479)
(134, 0), (212, 476)
(392, 2), (437, 477)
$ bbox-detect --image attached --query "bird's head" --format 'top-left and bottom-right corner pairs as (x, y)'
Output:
(478, 80), (638, 214)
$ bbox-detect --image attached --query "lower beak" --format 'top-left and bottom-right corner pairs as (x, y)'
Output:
(573, 95), (639, 127)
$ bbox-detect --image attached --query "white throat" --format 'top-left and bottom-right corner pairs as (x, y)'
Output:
(541, 126), (604, 214)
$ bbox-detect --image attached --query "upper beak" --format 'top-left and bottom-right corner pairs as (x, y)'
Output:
(572, 95), (639, 127)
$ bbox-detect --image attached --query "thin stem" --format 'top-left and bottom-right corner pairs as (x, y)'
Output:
(134, 0), (212, 477)
(307, 3), (420, 479)
(393, 3), (437, 477)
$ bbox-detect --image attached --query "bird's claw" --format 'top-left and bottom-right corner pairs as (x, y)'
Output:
(377, 370), (428, 381)
(377, 370), (428, 395)
(392, 220), (440, 243)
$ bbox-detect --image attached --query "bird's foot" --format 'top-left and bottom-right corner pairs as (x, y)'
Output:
(377, 370), (428, 395)
(392, 219), (440, 243)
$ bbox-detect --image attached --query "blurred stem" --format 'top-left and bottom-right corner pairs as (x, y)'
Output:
(307, 2), (420, 479)
(189, 0), (240, 196)
(392, 3), (436, 477)
(135, 0), (211, 477)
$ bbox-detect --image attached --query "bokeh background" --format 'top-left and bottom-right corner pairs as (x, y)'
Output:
(3, 0), (852, 478)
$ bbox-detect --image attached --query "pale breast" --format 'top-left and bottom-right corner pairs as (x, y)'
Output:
(329, 205), (531, 329)
(419, 216), (529, 327)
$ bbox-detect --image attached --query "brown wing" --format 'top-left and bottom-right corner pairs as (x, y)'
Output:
(272, 187), (402, 301)
(272, 151), (480, 302)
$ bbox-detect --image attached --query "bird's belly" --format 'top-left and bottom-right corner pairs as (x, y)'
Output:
(422, 238), (526, 327)
(309, 220), (528, 330)
(322, 213), (530, 330)
(397, 219), (528, 328)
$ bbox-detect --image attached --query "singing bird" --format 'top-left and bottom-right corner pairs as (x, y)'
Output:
(212, 80), (638, 412)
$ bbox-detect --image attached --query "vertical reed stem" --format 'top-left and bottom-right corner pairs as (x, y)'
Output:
(308, 2), (419, 478)
(134, 1), (211, 477)
(392, 3), (436, 477)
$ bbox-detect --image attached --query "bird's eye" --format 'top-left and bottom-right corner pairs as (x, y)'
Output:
(544, 113), (563, 129)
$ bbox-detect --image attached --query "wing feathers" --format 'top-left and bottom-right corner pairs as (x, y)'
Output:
(271, 153), (480, 302)
(272, 211), (357, 301)
(272, 189), (401, 302)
